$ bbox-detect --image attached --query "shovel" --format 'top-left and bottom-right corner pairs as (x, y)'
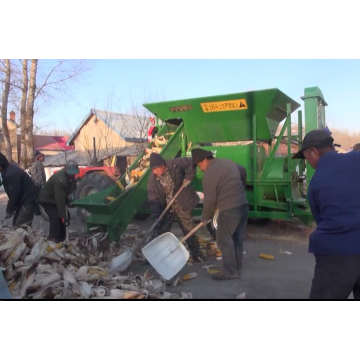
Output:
(141, 221), (206, 281)
(108, 182), (188, 273)
(65, 206), (70, 242)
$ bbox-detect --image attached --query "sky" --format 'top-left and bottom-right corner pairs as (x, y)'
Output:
(34, 59), (360, 134)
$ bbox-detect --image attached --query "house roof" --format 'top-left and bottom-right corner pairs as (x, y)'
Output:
(16, 134), (74, 153)
(42, 145), (145, 167)
(34, 135), (74, 151)
(66, 109), (148, 146)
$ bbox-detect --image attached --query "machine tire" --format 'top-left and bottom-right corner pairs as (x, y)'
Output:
(206, 210), (270, 239)
(75, 172), (115, 223)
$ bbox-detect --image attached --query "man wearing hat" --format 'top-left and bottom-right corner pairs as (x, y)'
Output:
(191, 148), (248, 281)
(29, 151), (46, 215)
(39, 160), (79, 243)
(0, 152), (38, 228)
(147, 153), (202, 261)
(293, 129), (360, 299)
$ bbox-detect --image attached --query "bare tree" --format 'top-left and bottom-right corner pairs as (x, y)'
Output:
(36, 128), (72, 136)
(25, 60), (38, 162)
(0, 60), (12, 160)
(16, 59), (90, 167)
(20, 60), (28, 167)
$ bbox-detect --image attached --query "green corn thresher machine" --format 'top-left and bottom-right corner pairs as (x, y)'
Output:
(72, 86), (329, 241)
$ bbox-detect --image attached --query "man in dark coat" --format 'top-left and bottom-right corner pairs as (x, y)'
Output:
(39, 160), (79, 243)
(147, 153), (202, 260)
(0, 152), (37, 228)
(293, 130), (360, 299)
(192, 148), (248, 281)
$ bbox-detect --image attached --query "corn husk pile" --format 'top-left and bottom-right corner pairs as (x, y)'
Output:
(0, 225), (193, 300)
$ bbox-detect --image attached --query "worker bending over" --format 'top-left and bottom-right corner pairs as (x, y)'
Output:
(147, 153), (202, 261)
(192, 148), (248, 281)
(39, 160), (79, 243)
(293, 130), (360, 299)
(0, 152), (38, 228)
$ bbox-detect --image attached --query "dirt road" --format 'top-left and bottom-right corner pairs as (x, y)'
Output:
(0, 192), (319, 299)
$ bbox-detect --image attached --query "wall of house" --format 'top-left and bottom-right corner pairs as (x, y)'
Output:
(73, 115), (127, 152)
(41, 150), (65, 157)
(73, 115), (141, 156)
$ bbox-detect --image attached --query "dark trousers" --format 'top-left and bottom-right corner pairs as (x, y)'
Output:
(217, 204), (249, 275)
(41, 203), (66, 243)
(34, 185), (42, 216)
(310, 254), (360, 299)
(13, 201), (36, 228)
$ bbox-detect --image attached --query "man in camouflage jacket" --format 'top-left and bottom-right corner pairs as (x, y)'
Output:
(147, 153), (202, 261)
(29, 151), (46, 215)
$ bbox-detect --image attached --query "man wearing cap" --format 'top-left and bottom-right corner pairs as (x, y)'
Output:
(293, 129), (360, 299)
(0, 152), (38, 228)
(147, 153), (202, 261)
(29, 151), (46, 216)
(352, 143), (360, 152)
(39, 160), (79, 243)
(191, 148), (248, 281)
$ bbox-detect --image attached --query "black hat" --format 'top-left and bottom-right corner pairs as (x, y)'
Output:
(0, 152), (9, 168)
(292, 130), (338, 159)
(34, 150), (44, 159)
(191, 148), (214, 165)
(149, 153), (166, 169)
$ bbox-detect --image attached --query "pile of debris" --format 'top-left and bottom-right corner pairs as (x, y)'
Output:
(0, 224), (193, 300)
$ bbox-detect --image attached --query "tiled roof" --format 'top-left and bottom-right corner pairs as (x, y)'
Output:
(34, 135), (74, 151)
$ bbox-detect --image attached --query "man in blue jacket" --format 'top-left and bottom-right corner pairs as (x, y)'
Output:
(293, 130), (360, 299)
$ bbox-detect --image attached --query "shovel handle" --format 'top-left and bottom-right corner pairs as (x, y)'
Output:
(132, 182), (188, 251)
(180, 222), (206, 244)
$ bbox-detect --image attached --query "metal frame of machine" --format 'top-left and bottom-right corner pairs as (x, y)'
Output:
(72, 86), (329, 241)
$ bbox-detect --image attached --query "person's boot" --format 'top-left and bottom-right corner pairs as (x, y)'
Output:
(211, 271), (238, 281)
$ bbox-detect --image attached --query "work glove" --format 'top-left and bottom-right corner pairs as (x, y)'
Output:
(183, 179), (191, 188)
(61, 217), (70, 227)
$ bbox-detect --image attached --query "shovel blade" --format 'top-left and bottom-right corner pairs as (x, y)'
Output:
(108, 250), (133, 272)
(142, 232), (189, 281)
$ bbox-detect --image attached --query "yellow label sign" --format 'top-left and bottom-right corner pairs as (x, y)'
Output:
(200, 99), (248, 113)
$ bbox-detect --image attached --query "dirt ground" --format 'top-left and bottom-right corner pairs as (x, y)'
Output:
(0, 191), (323, 299)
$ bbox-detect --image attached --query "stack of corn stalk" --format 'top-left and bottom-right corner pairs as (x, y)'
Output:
(0, 225), (192, 300)
(125, 134), (172, 189)
(105, 134), (172, 203)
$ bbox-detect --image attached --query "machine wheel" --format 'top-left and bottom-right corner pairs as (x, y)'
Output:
(39, 204), (49, 222)
(206, 210), (270, 239)
(75, 172), (115, 223)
